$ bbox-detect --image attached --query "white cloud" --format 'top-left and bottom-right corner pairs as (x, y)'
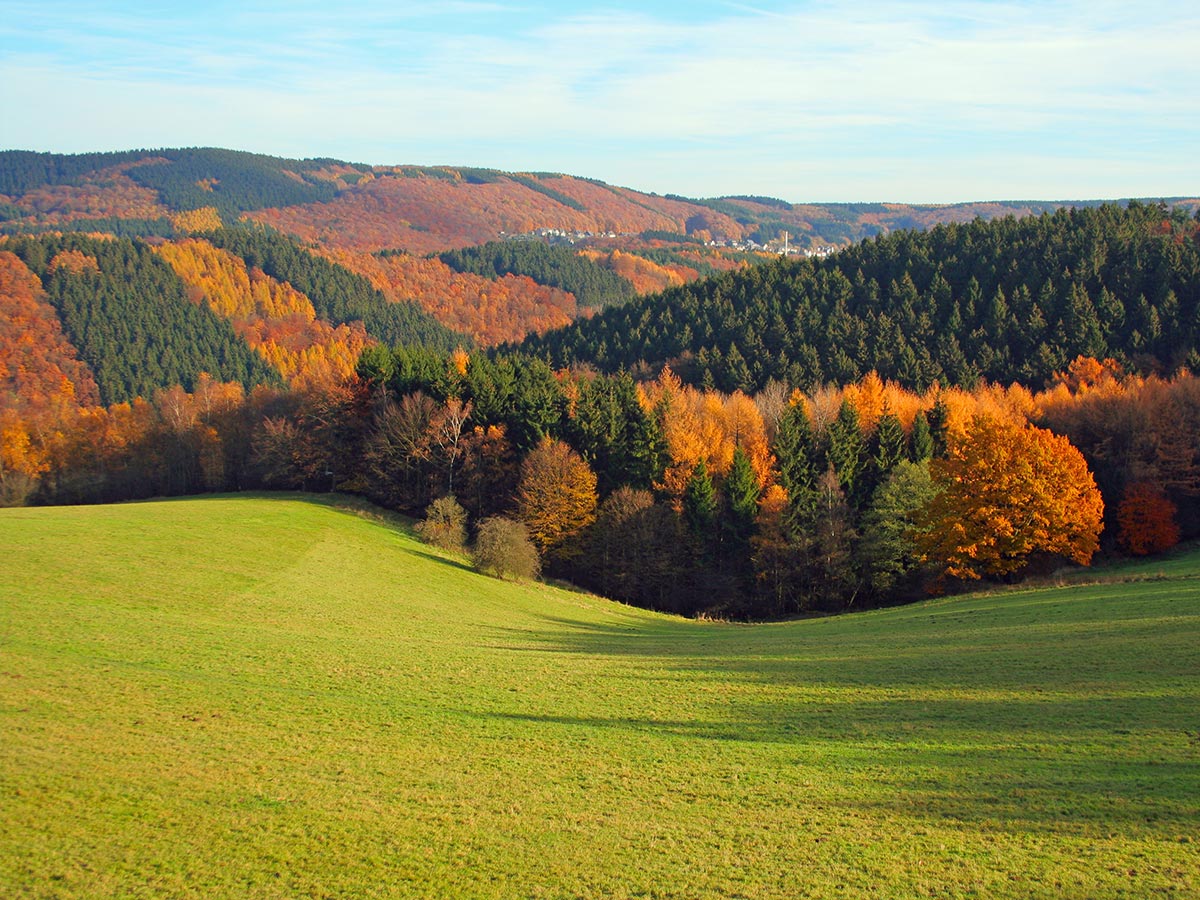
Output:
(1, 1), (1198, 201)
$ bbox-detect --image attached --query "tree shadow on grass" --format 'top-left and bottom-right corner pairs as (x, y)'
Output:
(471, 595), (1200, 840)
(461, 698), (1199, 837)
(402, 545), (478, 575)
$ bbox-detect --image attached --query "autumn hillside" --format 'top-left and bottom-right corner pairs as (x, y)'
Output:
(12, 148), (1179, 253)
(6, 148), (1197, 348)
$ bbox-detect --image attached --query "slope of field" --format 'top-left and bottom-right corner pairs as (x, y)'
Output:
(2, 496), (1198, 898)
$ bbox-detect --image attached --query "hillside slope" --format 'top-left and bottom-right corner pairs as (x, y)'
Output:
(520, 201), (1200, 390)
(2, 495), (1197, 898)
(3, 148), (1199, 352)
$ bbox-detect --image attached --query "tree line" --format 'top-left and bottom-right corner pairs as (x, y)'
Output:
(0, 148), (352, 217)
(6, 344), (1195, 618)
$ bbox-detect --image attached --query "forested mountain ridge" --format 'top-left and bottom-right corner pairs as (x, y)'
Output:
(3, 148), (1197, 350)
(519, 202), (1200, 392)
(7, 148), (1195, 252)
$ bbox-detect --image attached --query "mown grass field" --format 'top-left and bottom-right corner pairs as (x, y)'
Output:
(2, 494), (1197, 899)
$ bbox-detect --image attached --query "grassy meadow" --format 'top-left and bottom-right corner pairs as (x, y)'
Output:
(1, 494), (1198, 898)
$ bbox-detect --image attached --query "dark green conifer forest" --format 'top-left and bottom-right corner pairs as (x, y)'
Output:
(520, 203), (1200, 391)
(5, 233), (279, 404)
(438, 240), (635, 308)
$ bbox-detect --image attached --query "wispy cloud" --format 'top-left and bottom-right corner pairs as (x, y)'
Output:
(1, 1), (1197, 201)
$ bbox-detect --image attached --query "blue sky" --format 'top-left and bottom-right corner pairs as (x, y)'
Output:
(1, 1), (1197, 203)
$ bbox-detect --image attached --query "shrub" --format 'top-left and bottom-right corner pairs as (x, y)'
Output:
(473, 516), (540, 581)
(416, 495), (468, 553)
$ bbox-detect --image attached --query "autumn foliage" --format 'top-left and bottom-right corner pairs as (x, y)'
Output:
(516, 437), (599, 555)
(4, 167), (168, 227)
(1116, 482), (1181, 555)
(919, 415), (1104, 582)
(0, 250), (100, 413)
(248, 170), (744, 255)
(638, 367), (774, 499)
(155, 239), (370, 387)
(580, 248), (687, 295)
(320, 248), (578, 345)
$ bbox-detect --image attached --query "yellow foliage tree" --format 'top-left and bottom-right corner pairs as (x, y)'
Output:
(640, 369), (774, 498)
(170, 206), (222, 233)
(155, 239), (368, 385)
(516, 437), (598, 556)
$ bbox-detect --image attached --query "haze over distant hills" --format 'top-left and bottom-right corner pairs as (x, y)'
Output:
(5, 147), (1195, 255)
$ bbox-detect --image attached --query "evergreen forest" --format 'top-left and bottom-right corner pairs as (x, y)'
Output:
(520, 202), (1200, 391)
(437, 240), (636, 308)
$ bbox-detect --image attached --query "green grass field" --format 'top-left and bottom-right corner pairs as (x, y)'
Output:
(2, 495), (1197, 899)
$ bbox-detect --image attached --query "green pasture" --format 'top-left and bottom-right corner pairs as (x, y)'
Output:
(2, 495), (1197, 898)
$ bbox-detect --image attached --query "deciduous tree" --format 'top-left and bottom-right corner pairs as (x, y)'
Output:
(919, 415), (1103, 583)
(516, 437), (598, 556)
(1116, 482), (1180, 556)
(474, 516), (540, 581)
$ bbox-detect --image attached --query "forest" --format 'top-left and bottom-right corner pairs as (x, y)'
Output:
(519, 203), (1200, 392)
(0, 148), (348, 217)
(202, 226), (465, 351)
(437, 240), (636, 308)
(2, 234), (279, 404)
(3, 337), (1195, 617)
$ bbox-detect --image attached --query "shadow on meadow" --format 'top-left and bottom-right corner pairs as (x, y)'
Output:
(462, 704), (1196, 838)
(475, 581), (1200, 839)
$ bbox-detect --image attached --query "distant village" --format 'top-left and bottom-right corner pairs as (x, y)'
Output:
(500, 227), (837, 258)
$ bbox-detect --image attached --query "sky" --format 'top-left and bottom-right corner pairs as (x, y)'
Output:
(1, 0), (1197, 203)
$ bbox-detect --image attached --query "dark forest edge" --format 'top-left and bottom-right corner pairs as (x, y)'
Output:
(3, 348), (1195, 620)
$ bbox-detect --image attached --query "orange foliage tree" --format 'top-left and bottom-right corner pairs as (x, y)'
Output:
(155, 239), (369, 386)
(319, 248), (578, 345)
(0, 408), (49, 505)
(0, 250), (100, 412)
(639, 368), (774, 499)
(919, 415), (1104, 582)
(579, 249), (685, 295)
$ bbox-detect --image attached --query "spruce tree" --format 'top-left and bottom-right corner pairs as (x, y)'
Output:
(910, 410), (934, 462)
(683, 458), (717, 535)
(725, 447), (761, 544)
(827, 398), (866, 509)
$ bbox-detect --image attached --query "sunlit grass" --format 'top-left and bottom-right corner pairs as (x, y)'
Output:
(2, 495), (1197, 898)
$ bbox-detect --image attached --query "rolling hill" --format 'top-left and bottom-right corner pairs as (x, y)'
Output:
(2, 494), (1198, 898)
(5, 148), (1196, 353)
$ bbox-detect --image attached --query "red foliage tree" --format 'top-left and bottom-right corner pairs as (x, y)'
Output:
(1116, 482), (1180, 555)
